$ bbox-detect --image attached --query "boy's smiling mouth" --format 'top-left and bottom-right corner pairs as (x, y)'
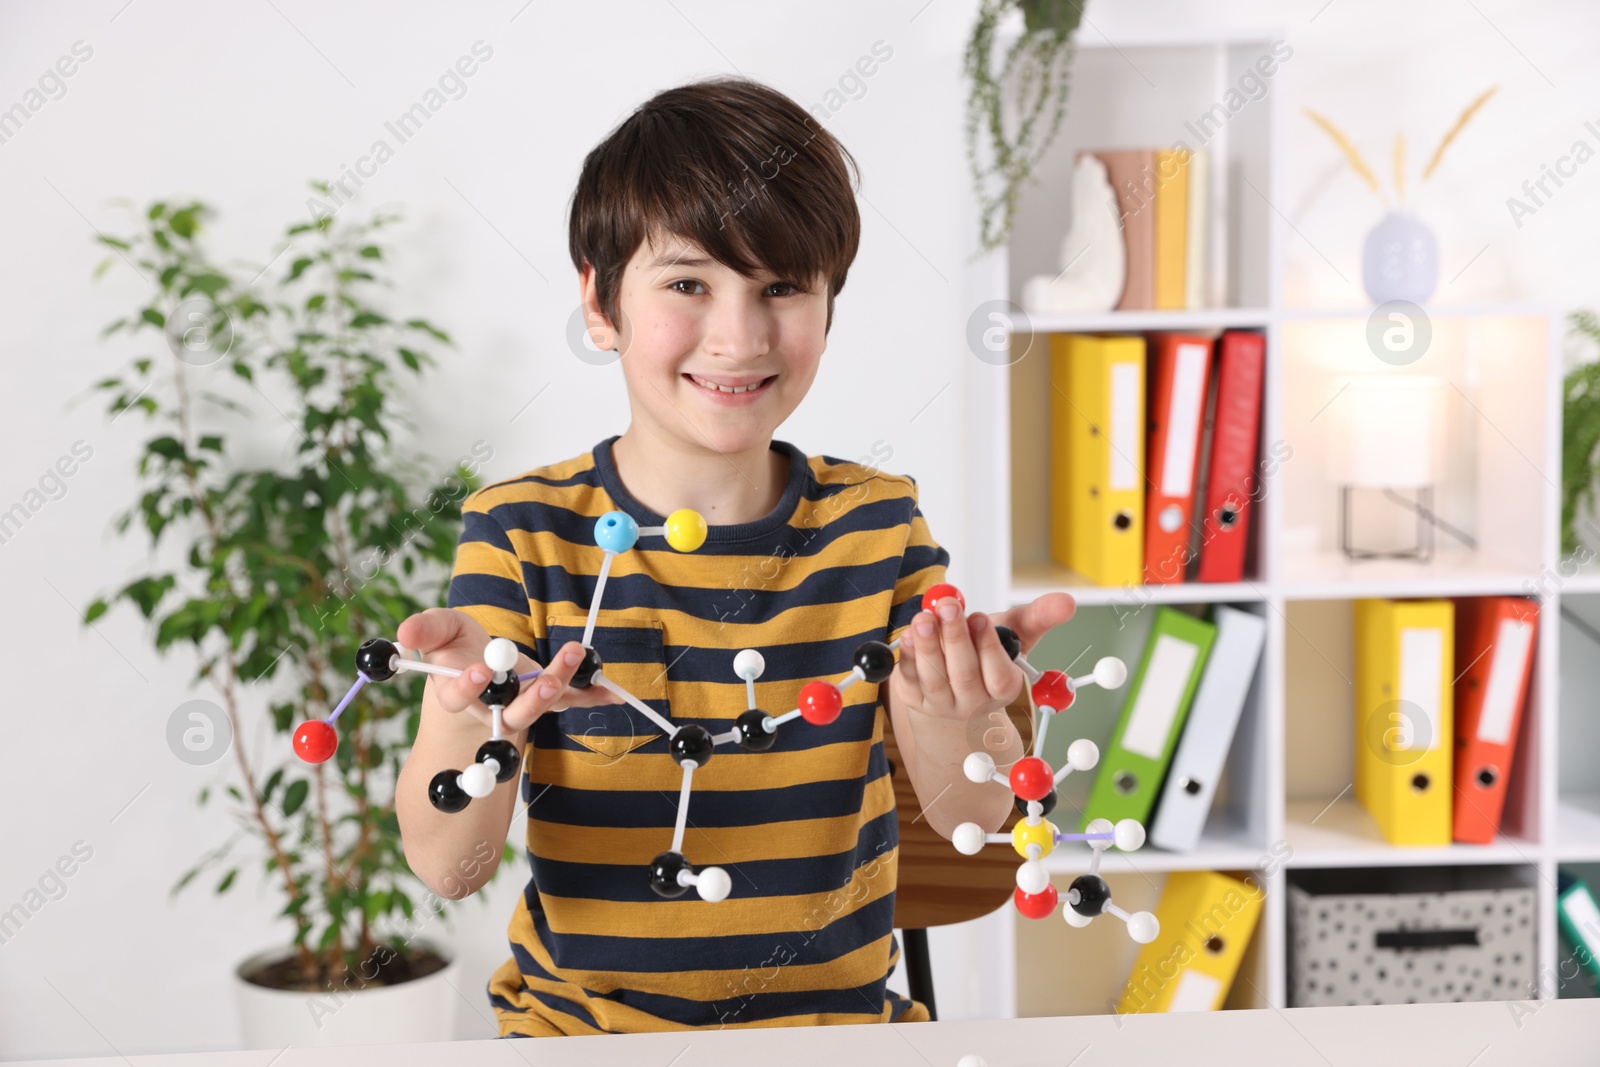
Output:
(683, 372), (778, 400)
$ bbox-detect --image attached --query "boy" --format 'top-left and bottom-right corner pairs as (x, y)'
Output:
(395, 75), (1073, 1037)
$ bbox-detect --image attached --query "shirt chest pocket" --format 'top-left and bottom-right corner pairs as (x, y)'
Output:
(545, 613), (671, 763)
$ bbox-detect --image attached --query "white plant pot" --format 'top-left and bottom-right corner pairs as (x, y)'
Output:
(233, 938), (460, 1048)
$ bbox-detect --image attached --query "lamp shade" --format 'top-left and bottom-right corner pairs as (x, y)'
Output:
(1327, 375), (1443, 489)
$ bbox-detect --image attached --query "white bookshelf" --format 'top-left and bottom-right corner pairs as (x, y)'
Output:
(953, 25), (1583, 1019)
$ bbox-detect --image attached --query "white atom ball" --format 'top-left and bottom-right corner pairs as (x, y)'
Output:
(483, 637), (518, 674)
(696, 866), (732, 903)
(1016, 859), (1050, 895)
(1084, 817), (1114, 839)
(1126, 911), (1160, 944)
(963, 751), (996, 784)
(1067, 738), (1100, 771)
(1063, 906), (1093, 928)
(459, 763), (497, 799)
(952, 822), (986, 856)
(1114, 818), (1146, 852)
(733, 649), (766, 682)
(1094, 656), (1128, 689)
(957, 1056), (989, 1067)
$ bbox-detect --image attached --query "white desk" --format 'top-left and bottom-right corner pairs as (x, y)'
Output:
(9, 1000), (1599, 1067)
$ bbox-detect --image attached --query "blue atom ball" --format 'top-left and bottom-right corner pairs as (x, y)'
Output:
(594, 510), (639, 553)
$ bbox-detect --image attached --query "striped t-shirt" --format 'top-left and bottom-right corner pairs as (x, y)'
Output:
(445, 434), (950, 1036)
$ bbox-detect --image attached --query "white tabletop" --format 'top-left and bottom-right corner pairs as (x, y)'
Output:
(9, 999), (1598, 1067)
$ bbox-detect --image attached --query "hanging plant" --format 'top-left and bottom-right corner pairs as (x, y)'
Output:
(964, 0), (1084, 256)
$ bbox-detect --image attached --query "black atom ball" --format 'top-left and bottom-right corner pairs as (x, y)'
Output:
(427, 768), (470, 813)
(649, 850), (691, 898)
(734, 708), (777, 752)
(356, 638), (399, 681)
(476, 739), (521, 783)
(1015, 789), (1058, 818)
(670, 724), (715, 768)
(854, 640), (896, 684)
(1069, 873), (1111, 917)
(994, 625), (1022, 662)
(569, 646), (604, 689)
(479, 671), (520, 708)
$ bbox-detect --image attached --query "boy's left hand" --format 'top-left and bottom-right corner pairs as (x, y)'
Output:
(890, 591), (1076, 721)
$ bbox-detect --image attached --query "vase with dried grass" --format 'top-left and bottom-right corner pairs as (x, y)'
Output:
(1305, 87), (1497, 304)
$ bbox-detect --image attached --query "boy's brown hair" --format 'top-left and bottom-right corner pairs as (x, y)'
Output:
(569, 76), (861, 335)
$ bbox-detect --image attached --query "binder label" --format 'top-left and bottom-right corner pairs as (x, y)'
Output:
(1397, 627), (1443, 751)
(1477, 619), (1533, 745)
(1122, 635), (1200, 759)
(1563, 885), (1600, 958)
(1110, 362), (1139, 491)
(1167, 968), (1222, 1012)
(1160, 342), (1209, 496)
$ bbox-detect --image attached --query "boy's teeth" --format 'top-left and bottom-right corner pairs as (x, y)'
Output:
(691, 375), (766, 394)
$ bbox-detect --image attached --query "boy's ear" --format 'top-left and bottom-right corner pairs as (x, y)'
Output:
(577, 262), (619, 351)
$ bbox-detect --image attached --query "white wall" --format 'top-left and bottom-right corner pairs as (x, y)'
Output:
(1, 0), (1596, 1058)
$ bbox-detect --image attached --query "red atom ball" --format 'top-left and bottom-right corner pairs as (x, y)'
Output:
(1031, 670), (1076, 712)
(293, 719), (338, 763)
(1009, 756), (1054, 801)
(921, 583), (965, 613)
(798, 680), (843, 726)
(1014, 883), (1059, 920)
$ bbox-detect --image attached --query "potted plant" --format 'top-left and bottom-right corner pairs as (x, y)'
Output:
(964, 0), (1084, 256)
(85, 189), (500, 1046)
(1564, 309), (1600, 561)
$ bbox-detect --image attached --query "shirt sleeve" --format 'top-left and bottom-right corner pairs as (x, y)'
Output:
(445, 489), (541, 664)
(886, 477), (951, 647)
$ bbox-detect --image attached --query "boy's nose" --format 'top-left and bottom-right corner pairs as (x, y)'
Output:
(701, 302), (771, 360)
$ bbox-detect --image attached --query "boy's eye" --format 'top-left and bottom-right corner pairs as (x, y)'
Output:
(666, 279), (806, 297)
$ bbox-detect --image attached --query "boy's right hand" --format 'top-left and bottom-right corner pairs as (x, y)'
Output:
(395, 608), (613, 734)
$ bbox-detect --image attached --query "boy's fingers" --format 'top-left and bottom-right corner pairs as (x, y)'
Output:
(895, 637), (922, 693)
(970, 614), (1023, 703)
(501, 641), (587, 731)
(935, 601), (986, 704)
(396, 607), (460, 656)
(911, 611), (953, 710)
(436, 658), (495, 716)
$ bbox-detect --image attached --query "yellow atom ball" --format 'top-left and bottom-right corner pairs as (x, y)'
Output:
(664, 508), (707, 552)
(1012, 818), (1057, 859)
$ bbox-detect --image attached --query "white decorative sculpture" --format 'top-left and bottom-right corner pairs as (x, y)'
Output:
(1021, 153), (1125, 315)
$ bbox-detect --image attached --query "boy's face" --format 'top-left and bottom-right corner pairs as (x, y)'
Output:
(581, 229), (828, 459)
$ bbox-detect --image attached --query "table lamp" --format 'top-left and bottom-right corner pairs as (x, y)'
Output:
(1328, 375), (1444, 561)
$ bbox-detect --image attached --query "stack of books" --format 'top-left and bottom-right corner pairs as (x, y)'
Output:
(1083, 147), (1211, 311)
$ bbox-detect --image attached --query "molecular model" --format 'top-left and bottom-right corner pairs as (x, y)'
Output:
(948, 636), (1161, 945)
(292, 507), (909, 904)
(291, 505), (1160, 932)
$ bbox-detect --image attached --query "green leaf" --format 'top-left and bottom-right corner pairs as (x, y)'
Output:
(397, 347), (421, 372)
(96, 235), (132, 251)
(260, 767), (285, 805)
(286, 257), (314, 282)
(349, 311), (387, 329)
(231, 361), (253, 382)
(305, 293), (326, 312)
(84, 599), (108, 624)
(358, 245), (382, 259)
(148, 202), (167, 220)
(197, 435), (224, 453)
(169, 207), (200, 239)
(216, 868), (238, 893)
(406, 319), (451, 344)
(141, 307), (166, 328)
(282, 778), (310, 817)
